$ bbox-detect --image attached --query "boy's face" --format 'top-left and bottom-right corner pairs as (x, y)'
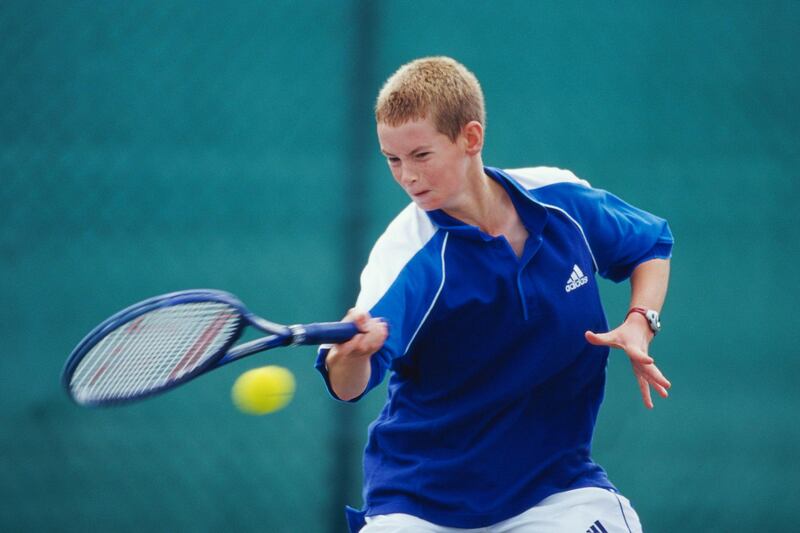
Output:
(377, 116), (472, 212)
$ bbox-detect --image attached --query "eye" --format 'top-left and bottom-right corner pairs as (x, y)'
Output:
(415, 152), (430, 160)
(386, 156), (400, 165)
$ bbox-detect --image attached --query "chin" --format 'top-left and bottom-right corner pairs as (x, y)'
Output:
(412, 197), (442, 211)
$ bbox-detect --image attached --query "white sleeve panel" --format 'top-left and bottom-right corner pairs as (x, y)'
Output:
(504, 166), (591, 190)
(355, 203), (438, 312)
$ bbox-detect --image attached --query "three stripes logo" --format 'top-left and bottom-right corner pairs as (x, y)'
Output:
(586, 520), (609, 533)
(565, 264), (589, 293)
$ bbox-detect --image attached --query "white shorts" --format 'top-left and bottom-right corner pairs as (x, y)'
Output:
(361, 487), (643, 533)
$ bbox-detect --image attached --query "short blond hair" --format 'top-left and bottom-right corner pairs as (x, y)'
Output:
(375, 56), (485, 141)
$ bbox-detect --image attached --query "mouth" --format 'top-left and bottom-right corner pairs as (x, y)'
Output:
(411, 190), (431, 199)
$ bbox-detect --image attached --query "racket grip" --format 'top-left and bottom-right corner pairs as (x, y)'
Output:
(291, 322), (360, 345)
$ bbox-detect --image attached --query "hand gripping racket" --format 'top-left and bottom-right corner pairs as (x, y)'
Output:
(62, 289), (359, 407)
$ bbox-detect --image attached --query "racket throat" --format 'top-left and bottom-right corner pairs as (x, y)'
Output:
(288, 324), (308, 346)
(249, 316), (292, 336)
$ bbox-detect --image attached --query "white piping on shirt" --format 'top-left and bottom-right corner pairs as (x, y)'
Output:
(538, 202), (599, 273)
(403, 232), (449, 356)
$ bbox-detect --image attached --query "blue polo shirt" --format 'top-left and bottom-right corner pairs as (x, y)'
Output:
(315, 166), (673, 531)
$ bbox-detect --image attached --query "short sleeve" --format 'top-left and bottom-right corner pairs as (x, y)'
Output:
(533, 182), (673, 282)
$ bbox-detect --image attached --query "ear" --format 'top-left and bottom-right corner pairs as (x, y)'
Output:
(461, 121), (484, 155)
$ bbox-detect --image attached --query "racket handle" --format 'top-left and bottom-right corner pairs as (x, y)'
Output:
(290, 322), (360, 345)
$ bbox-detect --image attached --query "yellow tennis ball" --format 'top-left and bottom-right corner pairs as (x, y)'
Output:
(231, 365), (295, 415)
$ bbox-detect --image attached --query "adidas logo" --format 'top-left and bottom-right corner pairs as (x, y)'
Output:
(565, 264), (589, 292)
(586, 520), (609, 533)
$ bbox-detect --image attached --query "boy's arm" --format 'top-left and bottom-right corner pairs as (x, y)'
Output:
(325, 309), (387, 401)
(586, 258), (672, 409)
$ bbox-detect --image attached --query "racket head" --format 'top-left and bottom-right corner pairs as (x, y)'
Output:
(62, 289), (249, 407)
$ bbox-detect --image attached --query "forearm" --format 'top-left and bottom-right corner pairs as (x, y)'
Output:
(325, 346), (372, 401)
(629, 258), (670, 311)
(322, 310), (387, 401)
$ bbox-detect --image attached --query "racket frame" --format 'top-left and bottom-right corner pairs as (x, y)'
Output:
(61, 289), (293, 407)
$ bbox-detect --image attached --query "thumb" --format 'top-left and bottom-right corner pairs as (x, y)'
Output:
(585, 330), (617, 347)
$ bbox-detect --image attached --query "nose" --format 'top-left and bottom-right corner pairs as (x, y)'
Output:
(400, 167), (419, 186)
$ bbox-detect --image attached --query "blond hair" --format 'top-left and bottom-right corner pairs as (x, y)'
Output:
(375, 56), (485, 141)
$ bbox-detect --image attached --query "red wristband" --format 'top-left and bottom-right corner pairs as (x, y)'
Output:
(626, 307), (660, 335)
(626, 307), (648, 320)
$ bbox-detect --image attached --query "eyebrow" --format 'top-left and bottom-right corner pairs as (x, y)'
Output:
(381, 145), (433, 157)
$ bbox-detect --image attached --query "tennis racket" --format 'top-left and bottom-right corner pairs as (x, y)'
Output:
(62, 289), (359, 407)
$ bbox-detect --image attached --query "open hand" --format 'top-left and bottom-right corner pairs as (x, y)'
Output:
(585, 319), (671, 409)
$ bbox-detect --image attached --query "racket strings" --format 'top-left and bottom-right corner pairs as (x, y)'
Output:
(70, 302), (240, 403)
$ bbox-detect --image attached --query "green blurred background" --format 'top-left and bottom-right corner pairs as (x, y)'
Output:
(1, 1), (798, 532)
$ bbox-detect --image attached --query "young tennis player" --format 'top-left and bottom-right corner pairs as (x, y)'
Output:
(316, 56), (672, 533)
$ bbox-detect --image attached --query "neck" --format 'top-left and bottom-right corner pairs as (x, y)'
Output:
(443, 164), (514, 236)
